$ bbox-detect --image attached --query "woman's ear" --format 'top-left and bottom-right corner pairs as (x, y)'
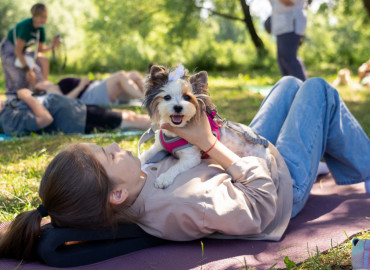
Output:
(109, 186), (129, 205)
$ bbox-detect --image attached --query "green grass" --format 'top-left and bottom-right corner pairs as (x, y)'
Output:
(0, 71), (369, 269)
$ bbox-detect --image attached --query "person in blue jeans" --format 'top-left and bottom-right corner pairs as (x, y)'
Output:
(249, 76), (370, 216)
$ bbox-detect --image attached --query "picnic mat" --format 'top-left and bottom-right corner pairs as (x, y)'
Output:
(0, 174), (369, 270)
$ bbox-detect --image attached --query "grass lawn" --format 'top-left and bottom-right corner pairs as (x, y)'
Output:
(0, 70), (369, 269)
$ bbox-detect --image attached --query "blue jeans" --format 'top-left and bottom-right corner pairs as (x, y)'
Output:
(250, 77), (370, 218)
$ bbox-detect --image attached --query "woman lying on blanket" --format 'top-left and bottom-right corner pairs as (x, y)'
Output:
(34, 70), (145, 106)
(1, 76), (369, 260)
(0, 89), (150, 136)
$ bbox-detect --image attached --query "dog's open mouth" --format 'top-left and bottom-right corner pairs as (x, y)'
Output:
(170, 114), (184, 125)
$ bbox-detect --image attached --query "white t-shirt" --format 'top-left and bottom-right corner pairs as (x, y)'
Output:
(269, 0), (307, 36)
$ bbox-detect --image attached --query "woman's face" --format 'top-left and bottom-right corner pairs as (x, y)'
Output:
(33, 11), (48, 27)
(86, 143), (143, 200)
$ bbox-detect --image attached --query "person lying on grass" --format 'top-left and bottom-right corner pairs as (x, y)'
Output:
(0, 76), (369, 260)
(0, 88), (150, 136)
(34, 70), (145, 106)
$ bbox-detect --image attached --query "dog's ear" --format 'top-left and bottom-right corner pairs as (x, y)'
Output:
(146, 65), (169, 92)
(190, 71), (215, 111)
(143, 65), (169, 119)
(190, 71), (208, 95)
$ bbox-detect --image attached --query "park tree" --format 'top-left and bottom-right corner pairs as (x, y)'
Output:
(362, 0), (370, 16)
(195, 0), (265, 54)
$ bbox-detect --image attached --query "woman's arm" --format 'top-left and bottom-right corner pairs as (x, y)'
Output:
(14, 38), (37, 85)
(17, 89), (53, 128)
(64, 77), (90, 99)
(161, 112), (240, 169)
(39, 81), (64, 96)
(37, 36), (62, 53)
(14, 38), (28, 67)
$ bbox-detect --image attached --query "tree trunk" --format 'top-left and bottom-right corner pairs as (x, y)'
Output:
(239, 0), (265, 54)
(363, 0), (370, 17)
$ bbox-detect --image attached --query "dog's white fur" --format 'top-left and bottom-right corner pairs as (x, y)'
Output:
(141, 65), (270, 189)
(140, 79), (202, 188)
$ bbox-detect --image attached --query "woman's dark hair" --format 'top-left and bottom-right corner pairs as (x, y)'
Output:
(0, 144), (118, 260)
(31, 3), (47, 17)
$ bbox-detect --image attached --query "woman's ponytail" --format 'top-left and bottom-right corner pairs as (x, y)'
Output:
(0, 209), (43, 259)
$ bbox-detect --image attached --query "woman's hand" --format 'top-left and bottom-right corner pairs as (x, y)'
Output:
(161, 112), (215, 152)
(79, 77), (89, 88)
(52, 35), (62, 49)
(17, 88), (53, 128)
(162, 111), (241, 169)
(25, 69), (37, 85)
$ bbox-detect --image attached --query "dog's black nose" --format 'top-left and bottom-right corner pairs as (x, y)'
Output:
(173, 105), (183, 113)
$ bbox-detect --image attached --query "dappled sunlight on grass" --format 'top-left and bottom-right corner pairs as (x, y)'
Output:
(208, 74), (266, 125)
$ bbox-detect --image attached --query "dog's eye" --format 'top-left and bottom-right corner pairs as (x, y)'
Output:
(164, 95), (171, 101)
(183, 94), (191, 101)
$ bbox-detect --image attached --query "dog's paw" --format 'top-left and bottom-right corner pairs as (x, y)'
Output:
(154, 174), (174, 189)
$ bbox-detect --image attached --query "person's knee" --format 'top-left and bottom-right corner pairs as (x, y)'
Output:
(118, 70), (129, 79)
(129, 70), (141, 77)
(303, 77), (328, 91)
(37, 56), (49, 66)
(280, 76), (302, 85)
(301, 77), (338, 101)
(278, 76), (303, 93)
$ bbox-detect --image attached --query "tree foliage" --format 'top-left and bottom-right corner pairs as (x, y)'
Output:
(302, 0), (370, 70)
(0, 0), (369, 74)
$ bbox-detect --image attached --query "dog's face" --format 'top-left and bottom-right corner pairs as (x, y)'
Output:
(144, 65), (213, 127)
(154, 80), (199, 127)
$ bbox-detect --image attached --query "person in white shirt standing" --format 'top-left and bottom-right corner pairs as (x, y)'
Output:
(269, 0), (308, 81)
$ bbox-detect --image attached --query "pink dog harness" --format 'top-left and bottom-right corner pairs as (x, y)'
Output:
(160, 110), (220, 159)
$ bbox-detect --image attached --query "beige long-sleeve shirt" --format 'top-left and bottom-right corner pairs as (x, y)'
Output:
(129, 143), (293, 241)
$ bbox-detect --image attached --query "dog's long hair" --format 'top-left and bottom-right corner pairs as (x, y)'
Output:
(143, 65), (214, 124)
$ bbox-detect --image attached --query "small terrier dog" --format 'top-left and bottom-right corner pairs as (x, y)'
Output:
(141, 64), (270, 189)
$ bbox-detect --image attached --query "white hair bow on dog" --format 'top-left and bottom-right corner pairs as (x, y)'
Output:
(168, 63), (185, 82)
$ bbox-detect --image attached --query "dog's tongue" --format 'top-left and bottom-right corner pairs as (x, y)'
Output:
(171, 115), (183, 124)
